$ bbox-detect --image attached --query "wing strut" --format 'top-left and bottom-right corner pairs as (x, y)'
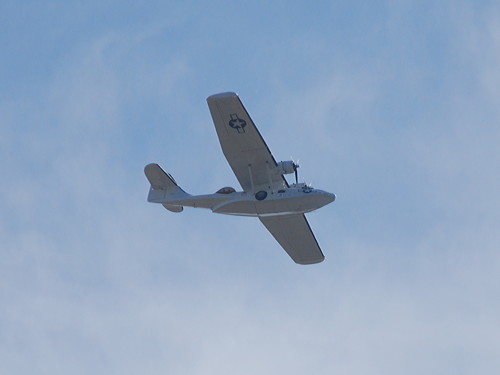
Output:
(265, 161), (274, 193)
(247, 164), (255, 193)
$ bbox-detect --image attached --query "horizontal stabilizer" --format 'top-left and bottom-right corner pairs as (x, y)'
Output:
(162, 203), (183, 213)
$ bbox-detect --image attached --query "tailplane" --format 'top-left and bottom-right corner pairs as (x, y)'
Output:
(144, 163), (190, 212)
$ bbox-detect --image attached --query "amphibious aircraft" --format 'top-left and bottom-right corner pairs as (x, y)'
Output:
(144, 92), (336, 264)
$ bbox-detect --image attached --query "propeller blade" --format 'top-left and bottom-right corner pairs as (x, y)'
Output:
(290, 157), (300, 185)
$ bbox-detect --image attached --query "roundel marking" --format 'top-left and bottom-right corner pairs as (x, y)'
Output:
(228, 113), (247, 134)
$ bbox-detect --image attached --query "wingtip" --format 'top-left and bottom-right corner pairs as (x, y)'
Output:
(295, 256), (325, 265)
(144, 163), (160, 175)
(206, 92), (238, 102)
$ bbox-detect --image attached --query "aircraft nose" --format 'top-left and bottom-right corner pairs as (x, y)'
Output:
(320, 191), (336, 204)
(327, 192), (336, 203)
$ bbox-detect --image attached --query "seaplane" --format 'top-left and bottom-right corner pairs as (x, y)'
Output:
(144, 92), (336, 264)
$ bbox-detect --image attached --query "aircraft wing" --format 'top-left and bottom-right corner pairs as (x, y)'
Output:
(259, 214), (325, 264)
(207, 92), (288, 192)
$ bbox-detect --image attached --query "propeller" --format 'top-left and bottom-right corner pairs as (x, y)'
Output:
(291, 158), (300, 185)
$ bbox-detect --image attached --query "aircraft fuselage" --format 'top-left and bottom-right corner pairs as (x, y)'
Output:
(163, 185), (336, 217)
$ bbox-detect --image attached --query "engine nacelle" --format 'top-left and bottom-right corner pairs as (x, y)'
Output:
(276, 160), (296, 175)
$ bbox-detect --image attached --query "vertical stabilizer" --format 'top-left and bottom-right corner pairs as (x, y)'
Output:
(144, 163), (190, 204)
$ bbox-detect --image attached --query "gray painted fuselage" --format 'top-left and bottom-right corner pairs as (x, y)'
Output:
(148, 185), (336, 217)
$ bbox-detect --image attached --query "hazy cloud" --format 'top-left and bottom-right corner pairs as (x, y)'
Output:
(1, 1), (499, 374)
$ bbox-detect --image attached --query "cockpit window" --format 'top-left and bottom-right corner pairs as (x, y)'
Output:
(215, 186), (236, 194)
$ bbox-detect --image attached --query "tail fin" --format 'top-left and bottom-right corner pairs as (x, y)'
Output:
(144, 164), (190, 209)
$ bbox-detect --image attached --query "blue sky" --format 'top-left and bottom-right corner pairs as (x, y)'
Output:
(1, 1), (499, 374)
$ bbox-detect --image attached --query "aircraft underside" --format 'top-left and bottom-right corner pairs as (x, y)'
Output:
(144, 92), (336, 264)
(164, 189), (335, 217)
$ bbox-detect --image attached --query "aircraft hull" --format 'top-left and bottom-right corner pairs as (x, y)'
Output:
(177, 190), (334, 217)
(213, 192), (334, 217)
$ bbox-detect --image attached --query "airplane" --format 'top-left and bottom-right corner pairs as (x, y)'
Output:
(144, 92), (336, 264)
